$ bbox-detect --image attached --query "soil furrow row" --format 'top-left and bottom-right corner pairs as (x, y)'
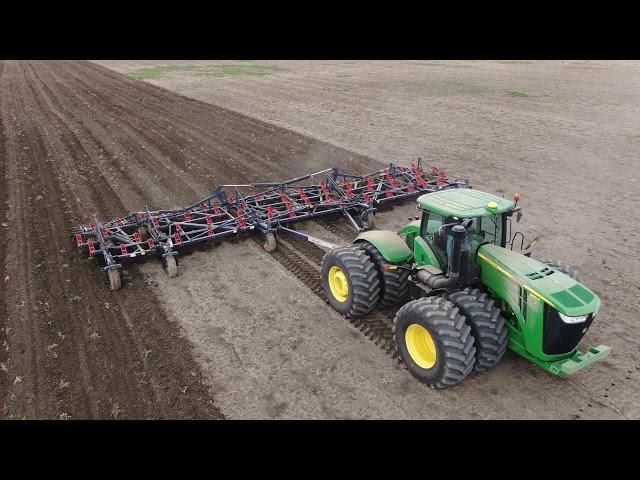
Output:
(0, 61), (224, 419)
(0, 61), (10, 416)
(254, 236), (399, 358)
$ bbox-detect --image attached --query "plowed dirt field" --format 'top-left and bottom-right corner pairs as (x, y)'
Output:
(1, 60), (639, 419)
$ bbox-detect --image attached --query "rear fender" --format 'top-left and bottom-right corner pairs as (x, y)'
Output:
(354, 230), (412, 263)
(413, 237), (444, 270)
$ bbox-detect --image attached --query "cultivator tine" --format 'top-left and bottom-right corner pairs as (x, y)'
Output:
(73, 160), (470, 288)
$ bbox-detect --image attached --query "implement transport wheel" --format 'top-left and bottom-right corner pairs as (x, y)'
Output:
(393, 296), (476, 388)
(263, 232), (277, 252)
(447, 288), (508, 373)
(107, 269), (121, 291)
(358, 241), (410, 307)
(321, 246), (380, 317)
(163, 255), (178, 278)
(543, 260), (579, 281)
(360, 211), (376, 230)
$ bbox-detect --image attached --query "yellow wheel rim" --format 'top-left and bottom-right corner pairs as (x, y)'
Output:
(328, 265), (349, 302)
(405, 324), (437, 369)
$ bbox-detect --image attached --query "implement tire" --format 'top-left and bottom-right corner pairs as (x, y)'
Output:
(447, 288), (508, 373)
(163, 255), (178, 278)
(358, 241), (410, 307)
(393, 296), (476, 388)
(321, 246), (380, 317)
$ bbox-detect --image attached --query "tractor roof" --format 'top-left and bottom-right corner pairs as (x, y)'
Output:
(417, 189), (515, 218)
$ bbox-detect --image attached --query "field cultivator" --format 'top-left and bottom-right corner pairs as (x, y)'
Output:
(73, 160), (469, 290)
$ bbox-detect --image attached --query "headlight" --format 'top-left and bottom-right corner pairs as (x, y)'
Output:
(558, 312), (589, 324)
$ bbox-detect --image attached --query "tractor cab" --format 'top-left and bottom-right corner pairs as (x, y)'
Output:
(416, 189), (516, 271)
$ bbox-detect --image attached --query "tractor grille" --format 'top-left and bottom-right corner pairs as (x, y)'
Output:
(542, 305), (594, 355)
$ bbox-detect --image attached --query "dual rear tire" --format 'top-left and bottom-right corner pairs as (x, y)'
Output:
(447, 288), (508, 373)
(320, 246), (380, 317)
(357, 242), (410, 307)
(321, 242), (411, 316)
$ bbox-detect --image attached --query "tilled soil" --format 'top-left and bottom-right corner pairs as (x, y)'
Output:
(0, 60), (374, 419)
(97, 60), (640, 419)
(2, 60), (639, 419)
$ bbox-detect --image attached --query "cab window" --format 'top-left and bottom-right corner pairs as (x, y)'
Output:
(466, 214), (503, 252)
(420, 212), (443, 239)
(419, 211), (448, 269)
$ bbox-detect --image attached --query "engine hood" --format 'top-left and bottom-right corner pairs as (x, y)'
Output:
(477, 244), (601, 317)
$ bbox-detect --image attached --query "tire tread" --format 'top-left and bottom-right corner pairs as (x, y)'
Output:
(393, 296), (476, 388)
(447, 288), (508, 373)
(321, 246), (380, 316)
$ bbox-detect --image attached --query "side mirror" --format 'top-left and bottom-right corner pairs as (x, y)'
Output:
(513, 193), (522, 222)
(509, 206), (523, 223)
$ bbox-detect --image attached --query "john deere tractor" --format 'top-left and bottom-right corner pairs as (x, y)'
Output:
(321, 188), (610, 388)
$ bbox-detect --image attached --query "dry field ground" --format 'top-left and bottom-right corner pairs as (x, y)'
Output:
(1, 60), (638, 419)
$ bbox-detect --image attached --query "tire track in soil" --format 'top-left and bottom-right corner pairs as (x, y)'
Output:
(0, 61), (223, 419)
(0, 61), (10, 416)
(256, 235), (399, 357)
(313, 216), (361, 240)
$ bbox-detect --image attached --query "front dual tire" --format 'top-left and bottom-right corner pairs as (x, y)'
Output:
(393, 296), (476, 388)
(396, 289), (508, 387)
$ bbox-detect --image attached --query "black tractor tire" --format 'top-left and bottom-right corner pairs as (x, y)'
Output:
(321, 246), (380, 317)
(393, 296), (476, 388)
(543, 260), (580, 281)
(358, 241), (410, 307)
(447, 288), (508, 373)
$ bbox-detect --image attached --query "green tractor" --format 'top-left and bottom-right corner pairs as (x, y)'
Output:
(321, 188), (610, 388)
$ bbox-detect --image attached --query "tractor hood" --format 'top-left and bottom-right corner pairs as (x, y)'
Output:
(477, 244), (601, 317)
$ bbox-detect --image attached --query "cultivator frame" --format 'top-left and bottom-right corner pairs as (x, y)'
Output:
(73, 159), (470, 288)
